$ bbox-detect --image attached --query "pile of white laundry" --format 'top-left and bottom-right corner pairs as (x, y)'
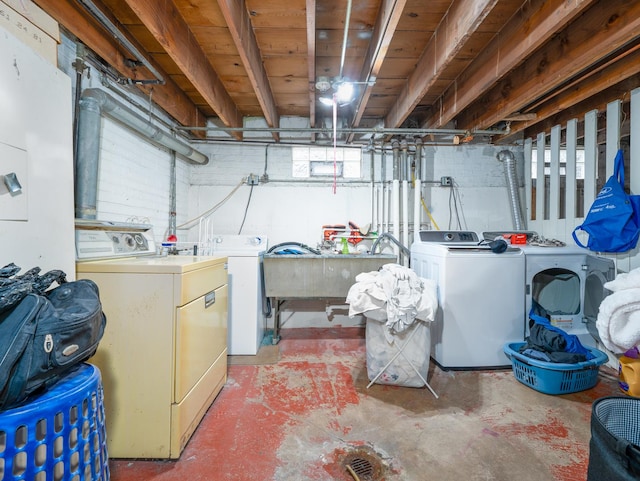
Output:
(596, 268), (640, 353)
(346, 263), (437, 334)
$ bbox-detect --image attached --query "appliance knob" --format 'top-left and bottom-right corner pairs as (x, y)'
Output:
(444, 233), (454, 241)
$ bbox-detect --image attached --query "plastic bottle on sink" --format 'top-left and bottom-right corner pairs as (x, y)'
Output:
(619, 347), (640, 397)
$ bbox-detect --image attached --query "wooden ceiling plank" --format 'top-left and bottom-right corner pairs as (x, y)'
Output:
(306, 0), (316, 130)
(122, 0), (242, 139)
(385, 0), (499, 129)
(34, 0), (208, 136)
(455, 0), (640, 131)
(217, 0), (280, 141)
(348, 0), (408, 139)
(426, 0), (596, 129)
(497, 46), (640, 142)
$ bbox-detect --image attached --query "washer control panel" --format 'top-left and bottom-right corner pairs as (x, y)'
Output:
(418, 230), (479, 243)
(75, 220), (156, 260)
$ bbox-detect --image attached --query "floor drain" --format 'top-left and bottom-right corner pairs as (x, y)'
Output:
(341, 446), (385, 480)
(346, 457), (374, 479)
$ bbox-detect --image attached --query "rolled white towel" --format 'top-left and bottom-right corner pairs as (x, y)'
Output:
(605, 267), (640, 292)
(596, 287), (640, 353)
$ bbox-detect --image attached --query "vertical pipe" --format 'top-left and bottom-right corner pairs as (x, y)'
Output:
(75, 94), (102, 219)
(370, 148), (375, 230)
(381, 145), (387, 233)
(414, 138), (423, 241)
(401, 140), (409, 265)
(392, 141), (400, 257)
(168, 150), (177, 240)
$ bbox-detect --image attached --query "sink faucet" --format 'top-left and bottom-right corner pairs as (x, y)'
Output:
(371, 232), (410, 259)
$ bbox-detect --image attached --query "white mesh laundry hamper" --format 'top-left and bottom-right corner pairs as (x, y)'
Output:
(346, 264), (438, 397)
(364, 309), (437, 397)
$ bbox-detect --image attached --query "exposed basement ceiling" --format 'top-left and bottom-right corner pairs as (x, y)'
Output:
(34, 0), (640, 144)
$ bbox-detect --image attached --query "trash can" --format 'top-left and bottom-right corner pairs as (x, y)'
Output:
(587, 396), (640, 480)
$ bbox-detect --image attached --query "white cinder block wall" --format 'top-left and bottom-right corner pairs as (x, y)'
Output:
(187, 142), (522, 246)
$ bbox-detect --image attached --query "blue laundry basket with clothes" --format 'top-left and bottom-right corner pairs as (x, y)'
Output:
(588, 396), (640, 480)
(0, 363), (109, 481)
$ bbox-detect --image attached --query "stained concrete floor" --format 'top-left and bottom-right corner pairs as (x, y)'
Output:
(109, 327), (620, 481)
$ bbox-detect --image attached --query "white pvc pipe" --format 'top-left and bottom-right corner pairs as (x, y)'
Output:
(413, 179), (421, 243)
(392, 179), (400, 257)
(402, 180), (409, 266)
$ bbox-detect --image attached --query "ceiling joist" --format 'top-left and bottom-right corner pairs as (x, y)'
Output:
(34, 0), (208, 137)
(123, 0), (243, 140)
(217, 0), (280, 142)
(454, 0), (640, 132)
(424, 0), (596, 130)
(386, 0), (499, 130)
(347, 0), (407, 139)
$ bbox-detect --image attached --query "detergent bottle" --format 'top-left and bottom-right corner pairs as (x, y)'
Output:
(618, 347), (640, 397)
(341, 237), (350, 254)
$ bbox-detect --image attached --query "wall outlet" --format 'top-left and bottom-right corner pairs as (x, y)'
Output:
(440, 176), (453, 186)
(247, 174), (260, 186)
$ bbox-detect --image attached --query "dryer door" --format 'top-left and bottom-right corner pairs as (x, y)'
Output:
(584, 255), (615, 342)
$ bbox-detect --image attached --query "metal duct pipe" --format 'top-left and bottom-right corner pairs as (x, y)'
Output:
(497, 150), (526, 230)
(75, 89), (209, 219)
(75, 94), (102, 219)
(82, 89), (208, 165)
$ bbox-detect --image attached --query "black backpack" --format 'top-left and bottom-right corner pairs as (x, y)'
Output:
(0, 278), (107, 410)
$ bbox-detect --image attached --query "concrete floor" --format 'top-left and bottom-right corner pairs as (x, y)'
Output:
(109, 327), (620, 481)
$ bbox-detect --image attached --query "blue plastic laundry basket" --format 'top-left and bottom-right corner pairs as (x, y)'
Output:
(0, 363), (109, 481)
(504, 342), (608, 395)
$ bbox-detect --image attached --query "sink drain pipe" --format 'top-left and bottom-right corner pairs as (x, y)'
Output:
(497, 150), (526, 230)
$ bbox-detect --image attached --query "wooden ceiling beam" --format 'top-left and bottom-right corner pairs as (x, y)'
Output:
(34, 0), (208, 136)
(385, 0), (499, 130)
(496, 47), (640, 143)
(217, 0), (280, 142)
(454, 0), (640, 132)
(424, 0), (595, 130)
(306, 0), (316, 138)
(347, 0), (407, 141)
(122, 0), (242, 140)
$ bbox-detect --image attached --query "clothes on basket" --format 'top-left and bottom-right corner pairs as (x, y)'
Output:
(519, 302), (593, 363)
(346, 263), (437, 334)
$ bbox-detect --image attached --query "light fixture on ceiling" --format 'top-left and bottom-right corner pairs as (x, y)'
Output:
(315, 76), (332, 93)
(316, 76), (357, 107)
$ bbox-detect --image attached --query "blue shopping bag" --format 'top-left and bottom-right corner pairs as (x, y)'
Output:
(573, 149), (640, 253)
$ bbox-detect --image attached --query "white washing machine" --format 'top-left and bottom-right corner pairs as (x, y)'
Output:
(484, 231), (615, 349)
(411, 231), (526, 370)
(206, 234), (268, 355)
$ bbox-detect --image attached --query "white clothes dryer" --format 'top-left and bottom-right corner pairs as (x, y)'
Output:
(484, 232), (615, 349)
(411, 231), (526, 370)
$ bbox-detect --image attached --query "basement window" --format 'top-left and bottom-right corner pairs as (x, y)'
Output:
(292, 146), (361, 179)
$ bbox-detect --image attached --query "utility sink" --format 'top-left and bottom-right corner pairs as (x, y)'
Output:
(263, 253), (397, 299)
